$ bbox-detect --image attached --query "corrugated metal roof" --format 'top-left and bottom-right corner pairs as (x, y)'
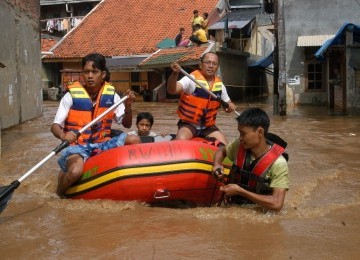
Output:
(106, 56), (148, 70)
(256, 13), (274, 26)
(315, 23), (360, 60)
(297, 35), (335, 47)
(209, 20), (251, 30)
(208, 8), (260, 30)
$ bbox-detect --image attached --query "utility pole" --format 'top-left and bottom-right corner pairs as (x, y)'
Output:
(273, 0), (287, 115)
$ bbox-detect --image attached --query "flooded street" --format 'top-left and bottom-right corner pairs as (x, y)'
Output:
(1, 97), (360, 259)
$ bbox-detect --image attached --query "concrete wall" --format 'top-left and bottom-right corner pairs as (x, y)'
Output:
(284, 0), (360, 108)
(347, 46), (360, 114)
(217, 48), (249, 101)
(0, 0), (42, 130)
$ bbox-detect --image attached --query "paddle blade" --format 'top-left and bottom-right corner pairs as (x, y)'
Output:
(0, 181), (20, 214)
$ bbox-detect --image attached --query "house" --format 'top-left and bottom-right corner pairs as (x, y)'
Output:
(207, 0), (275, 100)
(40, 0), (100, 38)
(42, 0), (221, 100)
(40, 0), (101, 98)
(283, 0), (360, 114)
(313, 23), (360, 114)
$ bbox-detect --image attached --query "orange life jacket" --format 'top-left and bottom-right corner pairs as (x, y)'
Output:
(232, 142), (285, 194)
(177, 70), (223, 127)
(64, 82), (115, 145)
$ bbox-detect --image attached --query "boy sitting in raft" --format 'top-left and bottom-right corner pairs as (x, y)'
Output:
(128, 112), (173, 142)
(212, 107), (289, 211)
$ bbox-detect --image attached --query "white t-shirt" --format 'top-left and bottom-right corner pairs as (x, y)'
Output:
(178, 75), (231, 102)
(53, 92), (125, 127)
(127, 130), (157, 137)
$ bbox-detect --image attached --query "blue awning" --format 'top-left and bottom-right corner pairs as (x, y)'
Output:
(315, 22), (360, 61)
(249, 51), (274, 68)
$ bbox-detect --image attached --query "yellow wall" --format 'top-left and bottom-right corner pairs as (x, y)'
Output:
(110, 71), (148, 94)
(61, 62), (148, 94)
(111, 71), (130, 93)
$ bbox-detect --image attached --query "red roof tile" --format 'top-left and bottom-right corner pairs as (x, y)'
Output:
(41, 38), (58, 52)
(50, 0), (219, 59)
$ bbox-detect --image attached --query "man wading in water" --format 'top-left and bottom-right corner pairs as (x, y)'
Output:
(212, 107), (289, 211)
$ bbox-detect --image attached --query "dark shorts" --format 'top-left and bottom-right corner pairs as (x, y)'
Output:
(177, 120), (220, 138)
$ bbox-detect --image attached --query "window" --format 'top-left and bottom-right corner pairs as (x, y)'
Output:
(131, 72), (141, 94)
(131, 72), (140, 82)
(306, 61), (323, 90)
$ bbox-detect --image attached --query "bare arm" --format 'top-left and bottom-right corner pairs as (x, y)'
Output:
(225, 101), (237, 113)
(50, 123), (78, 144)
(121, 106), (132, 128)
(212, 146), (227, 177)
(120, 89), (136, 128)
(167, 62), (184, 94)
(220, 185), (287, 211)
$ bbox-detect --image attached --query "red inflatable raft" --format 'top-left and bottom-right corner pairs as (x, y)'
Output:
(64, 137), (232, 207)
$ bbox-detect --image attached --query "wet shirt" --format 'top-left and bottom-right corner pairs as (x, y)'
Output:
(226, 138), (289, 190)
(127, 130), (157, 137)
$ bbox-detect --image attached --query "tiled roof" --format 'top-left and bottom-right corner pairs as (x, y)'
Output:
(139, 43), (212, 68)
(41, 37), (58, 52)
(49, 0), (219, 59)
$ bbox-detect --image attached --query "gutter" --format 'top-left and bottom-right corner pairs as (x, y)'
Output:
(41, 51), (54, 59)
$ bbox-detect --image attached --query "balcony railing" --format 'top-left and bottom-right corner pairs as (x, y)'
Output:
(40, 0), (100, 6)
(41, 16), (84, 33)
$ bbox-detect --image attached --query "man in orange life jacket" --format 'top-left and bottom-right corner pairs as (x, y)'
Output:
(167, 52), (236, 145)
(51, 53), (140, 196)
(212, 107), (289, 211)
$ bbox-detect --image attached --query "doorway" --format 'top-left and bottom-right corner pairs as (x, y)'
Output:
(328, 49), (346, 114)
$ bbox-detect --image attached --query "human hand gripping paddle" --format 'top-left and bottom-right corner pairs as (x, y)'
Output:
(0, 95), (129, 215)
(179, 67), (240, 117)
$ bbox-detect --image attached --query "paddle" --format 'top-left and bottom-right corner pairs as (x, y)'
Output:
(179, 67), (240, 117)
(0, 95), (128, 214)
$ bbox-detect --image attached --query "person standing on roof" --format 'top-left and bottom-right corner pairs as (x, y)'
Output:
(202, 12), (209, 37)
(191, 10), (204, 31)
(167, 52), (236, 145)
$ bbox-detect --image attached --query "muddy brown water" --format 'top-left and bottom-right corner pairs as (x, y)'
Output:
(1, 98), (359, 259)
